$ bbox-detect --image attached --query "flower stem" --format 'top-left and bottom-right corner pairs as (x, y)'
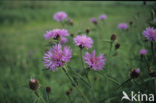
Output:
(62, 66), (90, 103)
(80, 48), (86, 72)
(80, 49), (91, 86)
(97, 71), (120, 86)
(34, 91), (46, 103)
(118, 78), (131, 89)
(151, 42), (154, 57)
(75, 86), (90, 103)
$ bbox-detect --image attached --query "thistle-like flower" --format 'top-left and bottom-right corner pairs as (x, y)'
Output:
(74, 35), (93, 49)
(53, 11), (67, 22)
(90, 17), (97, 25)
(43, 44), (72, 71)
(143, 27), (156, 41)
(139, 49), (147, 55)
(83, 50), (106, 71)
(44, 29), (69, 44)
(99, 14), (107, 20)
(118, 23), (128, 30)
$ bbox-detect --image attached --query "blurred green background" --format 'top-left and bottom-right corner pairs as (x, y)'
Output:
(0, 1), (156, 103)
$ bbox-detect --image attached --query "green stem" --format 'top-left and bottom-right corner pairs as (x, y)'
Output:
(34, 91), (46, 103)
(151, 42), (155, 57)
(80, 48), (86, 73)
(75, 86), (90, 103)
(62, 66), (90, 103)
(47, 93), (50, 103)
(62, 67), (75, 86)
(80, 49), (91, 86)
(97, 71), (120, 86)
(118, 78), (131, 89)
(61, 21), (64, 28)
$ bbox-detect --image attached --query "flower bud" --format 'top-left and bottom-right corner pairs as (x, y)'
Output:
(86, 28), (90, 34)
(115, 43), (120, 50)
(46, 86), (51, 93)
(110, 34), (117, 41)
(143, 1), (146, 5)
(130, 69), (140, 79)
(148, 66), (156, 77)
(129, 21), (133, 26)
(66, 90), (70, 96)
(68, 18), (74, 26)
(94, 77), (97, 81)
(29, 78), (39, 91)
(70, 33), (74, 37)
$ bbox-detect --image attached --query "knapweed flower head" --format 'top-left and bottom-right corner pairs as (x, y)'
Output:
(99, 14), (107, 20)
(83, 50), (106, 71)
(118, 23), (128, 30)
(29, 78), (39, 91)
(90, 17), (97, 24)
(74, 35), (93, 49)
(130, 68), (140, 79)
(44, 29), (69, 44)
(139, 49), (147, 55)
(53, 11), (67, 22)
(43, 44), (72, 71)
(153, 18), (156, 23)
(143, 27), (156, 41)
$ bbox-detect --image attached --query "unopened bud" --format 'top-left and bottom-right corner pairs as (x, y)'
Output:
(68, 18), (74, 26)
(115, 43), (120, 50)
(86, 28), (90, 34)
(66, 90), (70, 96)
(129, 21), (133, 26)
(110, 34), (117, 41)
(46, 86), (51, 93)
(70, 33), (74, 37)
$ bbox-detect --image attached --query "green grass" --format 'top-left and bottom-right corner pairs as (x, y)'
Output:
(0, 1), (156, 103)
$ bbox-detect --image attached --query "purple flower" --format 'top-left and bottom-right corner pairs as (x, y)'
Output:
(90, 17), (97, 24)
(118, 23), (128, 30)
(135, 69), (140, 74)
(143, 27), (156, 41)
(99, 14), (107, 20)
(139, 49), (147, 55)
(44, 29), (69, 44)
(43, 44), (72, 71)
(53, 11), (67, 22)
(60, 37), (68, 45)
(153, 18), (156, 23)
(74, 35), (93, 49)
(83, 50), (106, 71)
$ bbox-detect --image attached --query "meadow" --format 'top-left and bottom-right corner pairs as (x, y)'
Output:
(0, 1), (156, 103)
